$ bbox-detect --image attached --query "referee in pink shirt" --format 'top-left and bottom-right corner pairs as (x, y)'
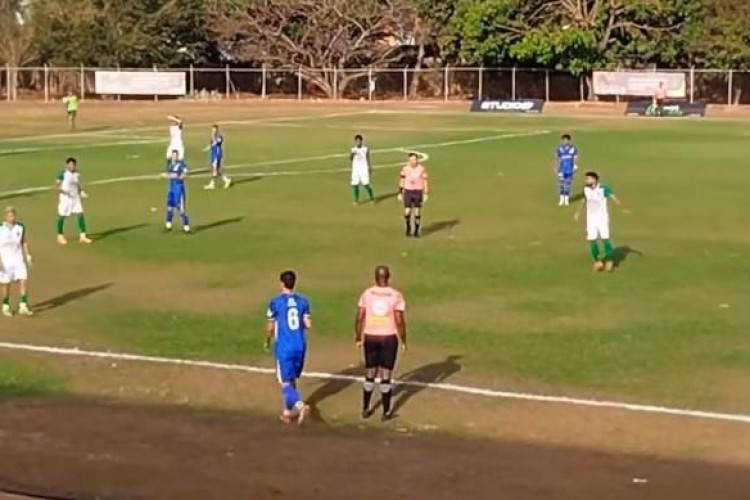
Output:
(355, 265), (407, 421)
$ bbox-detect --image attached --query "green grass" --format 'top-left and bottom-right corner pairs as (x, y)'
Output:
(1, 104), (750, 411)
(0, 360), (65, 397)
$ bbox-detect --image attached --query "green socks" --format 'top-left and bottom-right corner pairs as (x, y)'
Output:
(364, 185), (374, 201)
(56, 216), (65, 235)
(352, 185), (360, 203)
(77, 214), (87, 233)
(603, 239), (614, 261)
(20, 294), (28, 305)
(589, 241), (601, 261)
(2, 296), (9, 306)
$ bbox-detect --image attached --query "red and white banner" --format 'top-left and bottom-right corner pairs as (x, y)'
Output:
(95, 71), (186, 96)
(593, 71), (686, 98)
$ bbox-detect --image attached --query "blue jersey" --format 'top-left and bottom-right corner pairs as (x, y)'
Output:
(167, 159), (187, 191)
(209, 134), (224, 162)
(267, 292), (310, 358)
(557, 144), (578, 175)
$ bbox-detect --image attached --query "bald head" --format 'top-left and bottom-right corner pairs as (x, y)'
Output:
(374, 265), (390, 286)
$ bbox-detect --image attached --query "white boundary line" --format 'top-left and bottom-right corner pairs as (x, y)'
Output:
(0, 340), (748, 425)
(0, 131), (543, 199)
(0, 139), (164, 155)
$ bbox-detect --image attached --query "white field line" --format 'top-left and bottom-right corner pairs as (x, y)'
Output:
(0, 131), (543, 198)
(0, 139), (164, 155)
(0, 111), (367, 144)
(0, 340), (748, 425)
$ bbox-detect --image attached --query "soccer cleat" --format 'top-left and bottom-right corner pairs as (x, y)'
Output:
(183, 226), (191, 234)
(604, 261), (614, 272)
(203, 181), (216, 190)
(79, 234), (92, 244)
(165, 222), (173, 232)
(559, 198), (565, 206)
(296, 403), (311, 426)
(593, 261), (605, 272)
(381, 411), (395, 422)
(56, 235), (68, 245)
(18, 304), (33, 317)
(361, 409), (373, 420)
(2, 304), (12, 317)
(223, 177), (232, 189)
(279, 412), (293, 425)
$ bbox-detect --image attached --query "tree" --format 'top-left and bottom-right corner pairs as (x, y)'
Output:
(209, 0), (415, 98)
(0, 0), (38, 98)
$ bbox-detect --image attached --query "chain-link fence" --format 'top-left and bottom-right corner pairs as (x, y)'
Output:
(0, 65), (746, 104)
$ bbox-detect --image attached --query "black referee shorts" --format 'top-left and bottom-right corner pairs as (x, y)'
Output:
(364, 335), (399, 370)
(403, 189), (424, 208)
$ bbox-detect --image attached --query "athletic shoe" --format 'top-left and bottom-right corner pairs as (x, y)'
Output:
(79, 234), (92, 244)
(165, 222), (173, 232)
(361, 409), (373, 420)
(279, 412), (292, 425)
(183, 226), (191, 234)
(2, 304), (12, 317)
(593, 261), (605, 272)
(56, 235), (68, 245)
(381, 411), (395, 422)
(223, 178), (232, 189)
(296, 403), (311, 426)
(604, 261), (614, 272)
(204, 182), (215, 190)
(18, 304), (33, 316)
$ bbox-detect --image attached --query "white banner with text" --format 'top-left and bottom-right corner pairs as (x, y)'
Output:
(95, 71), (186, 95)
(593, 72), (686, 98)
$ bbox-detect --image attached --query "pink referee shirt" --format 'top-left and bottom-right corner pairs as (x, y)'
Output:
(400, 164), (428, 191)
(358, 286), (406, 337)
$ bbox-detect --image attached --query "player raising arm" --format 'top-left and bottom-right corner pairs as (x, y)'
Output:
(350, 134), (374, 204)
(265, 270), (312, 426)
(204, 124), (231, 190)
(164, 150), (191, 233)
(574, 171), (622, 272)
(0, 207), (33, 317)
(398, 153), (429, 237)
(56, 157), (92, 245)
(166, 116), (185, 166)
(355, 265), (407, 421)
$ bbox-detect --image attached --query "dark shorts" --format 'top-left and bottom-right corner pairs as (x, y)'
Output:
(67, 110), (77, 117)
(403, 190), (424, 208)
(364, 335), (399, 370)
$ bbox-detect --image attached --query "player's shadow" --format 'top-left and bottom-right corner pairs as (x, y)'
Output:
(231, 176), (263, 186)
(34, 283), (113, 313)
(306, 365), (364, 422)
(569, 193), (584, 203)
(391, 355), (462, 416)
(421, 219), (460, 237)
(374, 191), (399, 204)
(192, 217), (244, 234)
(613, 246), (643, 268)
(93, 223), (149, 240)
(0, 192), (38, 202)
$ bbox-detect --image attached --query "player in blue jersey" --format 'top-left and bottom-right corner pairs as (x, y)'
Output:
(265, 270), (312, 425)
(204, 124), (231, 190)
(164, 149), (191, 233)
(554, 134), (579, 206)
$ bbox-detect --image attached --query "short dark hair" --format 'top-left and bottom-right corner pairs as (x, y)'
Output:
(375, 265), (390, 285)
(561, 134), (571, 141)
(585, 171), (599, 181)
(212, 124), (219, 129)
(66, 157), (77, 165)
(354, 134), (363, 141)
(408, 152), (418, 159)
(280, 270), (296, 290)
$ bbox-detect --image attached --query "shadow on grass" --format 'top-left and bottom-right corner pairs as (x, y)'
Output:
(93, 223), (149, 240)
(229, 176), (263, 186)
(0, 191), (40, 202)
(613, 246), (643, 268)
(374, 191), (399, 204)
(391, 355), (462, 416)
(306, 365), (364, 423)
(192, 217), (244, 234)
(421, 219), (460, 237)
(35, 284), (113, 313)
(570, 193), (584, 203)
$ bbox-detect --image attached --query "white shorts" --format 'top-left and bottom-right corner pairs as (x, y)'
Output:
(587, 218), (610, 240)
(351, 165), (370, 186)
(167, 143), (185, 160)
(0, 260), (28, 284)
(58, 195), (83, 217)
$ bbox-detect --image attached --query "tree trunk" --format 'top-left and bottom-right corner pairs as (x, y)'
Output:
(408, 42), (425, 98)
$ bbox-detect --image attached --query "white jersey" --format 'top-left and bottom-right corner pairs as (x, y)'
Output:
(0, 222), (25, 263)
(169, 124), (183, 145)
(584, 183), (613, 221)
(58, 169), (81, 198)
(351, 146), (369, 169)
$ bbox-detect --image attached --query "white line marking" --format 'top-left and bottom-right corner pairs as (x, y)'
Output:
(0, 340), (748, 425)
(0, 131), (542, 199)
(0, 139), (163, 155)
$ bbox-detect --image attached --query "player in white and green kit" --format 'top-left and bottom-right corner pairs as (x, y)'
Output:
(0, 207), (33, 317)
(574, 171), (622, 272)
(57, 157), (92, 245)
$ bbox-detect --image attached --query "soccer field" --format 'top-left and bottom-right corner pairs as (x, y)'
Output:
(0, 102), (749, 498)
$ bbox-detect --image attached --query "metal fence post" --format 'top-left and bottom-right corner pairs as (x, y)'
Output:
(80, 64), (85, 100)
(403, 67), (408, 101)
(298, 67), (303, 100)
(690, 66), (695, 104)
(728, 69), (733, 106)
(154, 64), (159, 101)
(478, 66), (483, 99)
(444, 65), (449, 101)
(579, 75), (585, 102)
(5, 64), (9, 102)
(44, 64), (49, 103)
(117, 65), (121, 101)
(544, 69), (550, 102)
(512, 66), (517, 100)
(225, 65), (230, 99)
(261, 65), (267, 100)
(189, 64), (194, 96)
(332, 66), (338, 100)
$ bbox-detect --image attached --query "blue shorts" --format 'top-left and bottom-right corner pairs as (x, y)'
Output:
(167, 188), (186, 209)
(276, 352), (305, 384)
(558, 171), (574, 181)
(211, 155), (222, 170)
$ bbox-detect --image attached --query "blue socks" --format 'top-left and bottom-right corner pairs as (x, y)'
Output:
(282, 384), (300, 411)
